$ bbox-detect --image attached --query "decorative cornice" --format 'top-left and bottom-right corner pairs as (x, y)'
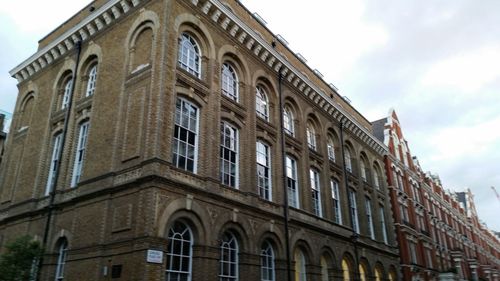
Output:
(9, 0), (143, 82)
(197, 0), (388, 155)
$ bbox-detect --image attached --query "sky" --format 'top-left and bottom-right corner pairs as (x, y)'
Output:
(1, 0), (499, 231)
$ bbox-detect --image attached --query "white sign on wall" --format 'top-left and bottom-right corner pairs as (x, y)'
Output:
(146, 249), (164, 264)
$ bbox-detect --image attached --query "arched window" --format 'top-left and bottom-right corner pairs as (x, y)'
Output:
(71, 121), (90, 187)
(388, 269), (396, 281)
(359, 263), (367, 281)
(349, 190), (360, 233)
(172, 97), (199, 173)
(46, 133), (62, 196)
(178, 33), (201, 77)
(283, 106), (294, 136)
(310, 168), (322, 217)
(344, 147), (352, 172)
(360, 156), (368, 181)
(374, 267), (383, 281)
(222, 63), (238, 101)
(220, 121), (239, 187)
(220, 232), (239, 281)
(320, 256), (329, 281)
(260, 241), (275, 281)
(85, 64), (98, 97)
(342, 259), (351, 281)
(19, 95), (35, 129)
(257, 141), (272, 201)
(373, 165), (381, 189)
(330, 179), (342, 224)
(306, 122), (316, 150)
(327, 136), (335, 162)
(286, 155), (299, 208)
(256, 86), (269, 121)
(55, 239), (68, 281)
(294, 249), (307, 281)
(61, 78), (73, 109)
(166, 221), (193, 280)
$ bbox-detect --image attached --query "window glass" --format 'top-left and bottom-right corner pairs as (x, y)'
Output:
(172, 98), (199, 172)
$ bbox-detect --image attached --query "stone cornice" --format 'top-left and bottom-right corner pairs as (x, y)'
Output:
(198, 0), (387, 155)
(9, 0), (143, 82)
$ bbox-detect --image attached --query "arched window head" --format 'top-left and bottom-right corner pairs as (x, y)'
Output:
(61, 78), (73, 109)
(306, 122), (316, 150)
(256, 86), (269, 121)
(85, 64), (98, 97)
(178, 33), (201, 78)
(260, 241), (275, 281)
(360, 157), (367, 181)
(222, 63), (238, 101)
(327, 136), (335, 162)
(374, 267), (382, 281)
(320, 256), (329, 281)
(220, 232), (239, 280)
(283, 106), (294, 136)
(359, 264), (367, 281)
(294, 249), (307, 281)
(166, 221), (193, 280)
(55, 239), (68, 281)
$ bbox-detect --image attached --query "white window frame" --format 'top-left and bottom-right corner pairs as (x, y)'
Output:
(260, 241), (275, 281)
(46, 133), (62, 196)
(61, 78), (73, 109)
(172, 98), (199, 173)
(331, 179), (342, 224)
(306, 122), (316, 150)
(310, 168), (322, 217)
(178, 33), (201, 78)
(55, 239), (68, 281)
(222, 63), (239, 101)
(166, 221), (193, 281)
(256, 86), (269, 121)
(220, 232), (239, 281)
(283, 106), (294, 136)
(349, 190), (360, 234)
(365, 197), (375, 240)
(71, 121), (90, 187)
(286, 155), (299, 208)
(220, 122), (239, 188)
(85, 64), (98, 97)
(256, 141), (272, 201)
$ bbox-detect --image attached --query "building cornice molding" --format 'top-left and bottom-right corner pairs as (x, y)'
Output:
(198, 0), (387, 155)
(9, 0), (144, 82)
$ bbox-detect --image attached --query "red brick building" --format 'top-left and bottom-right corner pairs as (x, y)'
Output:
(373, 109), (500, 281)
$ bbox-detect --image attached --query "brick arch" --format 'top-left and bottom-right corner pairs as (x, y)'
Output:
(157, 196), (209, 245)
(254, 222), (285, 257)
(77, 42), (103, 74)
(217, 220), (252, 252)
(174, 13), (216, 60)
(218, 44), (251, 86)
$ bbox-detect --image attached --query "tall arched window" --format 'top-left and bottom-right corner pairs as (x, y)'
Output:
(71, 121), (90, 187)
(220, 232), (239, 281)
(256, 86), (269, 121)
(222, 63), (238, 101)
(220, 121), (239, 188)
(294, 249), (307, 281)
(373, 165), (381, 189)
(55, 239), (68, 281)
(283, 106), (294, 136)
(360, 156), (368, 181)
(327, 136), (335, 162)
(306, 122), (316, 150)
(172, 97), (199, 173)
(46, 133), (62, 196)
(374, 267), (383, 281)
(85, 64), (98, 97)
(359, 264), (367, 281)
(257, 141), (272, 201)
(342, 259), (351, 281)
(178, 33), (201, 77)
(166, 221), (193, 281)
(320, 256), (329, 281)
(61, 78), (73, 109)
(260, 241), (275, 281)
(344, 147), (352, 172)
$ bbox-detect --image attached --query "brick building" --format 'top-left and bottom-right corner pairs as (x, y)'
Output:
(0, 0), (400, 280)
(372, 109), (500, 281)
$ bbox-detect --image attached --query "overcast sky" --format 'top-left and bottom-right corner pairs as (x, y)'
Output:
(1, 0), (499, 231)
